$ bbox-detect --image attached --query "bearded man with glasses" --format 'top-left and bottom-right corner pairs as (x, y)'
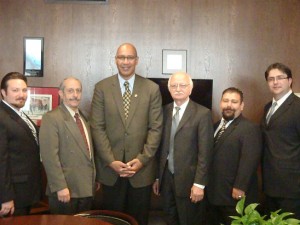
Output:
(262, 62), (300, 219)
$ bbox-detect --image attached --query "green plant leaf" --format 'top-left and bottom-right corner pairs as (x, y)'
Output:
(244, 203), (260, 215)
(236, 196), (246, 215)
(286, 218), (300, 225)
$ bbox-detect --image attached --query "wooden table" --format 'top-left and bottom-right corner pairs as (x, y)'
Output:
(0, 214), (113, 225)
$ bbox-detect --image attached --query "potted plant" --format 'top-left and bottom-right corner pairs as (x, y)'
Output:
(230, 197), (300, 225)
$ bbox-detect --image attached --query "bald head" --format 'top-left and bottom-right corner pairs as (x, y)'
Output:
(116, 43), (138, 57)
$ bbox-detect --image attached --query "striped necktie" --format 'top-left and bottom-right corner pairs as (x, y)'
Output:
(214, 120), (228, 144)
(21, 112), (38, 144)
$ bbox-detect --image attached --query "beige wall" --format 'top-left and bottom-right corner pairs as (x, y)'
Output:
(0, 0), (299, 122)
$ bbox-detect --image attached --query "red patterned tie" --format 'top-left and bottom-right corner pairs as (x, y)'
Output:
(74, 113), (89, 153)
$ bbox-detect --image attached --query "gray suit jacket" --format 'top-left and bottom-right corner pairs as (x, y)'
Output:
(90, 74), (163, 188)
(207, 115), (262, 206)
(262, 93), (300, 199)
(39, 104), (96, 198)
(157, 100), (214, 197)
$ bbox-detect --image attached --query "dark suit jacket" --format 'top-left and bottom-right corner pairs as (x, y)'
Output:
(90, 74), (163, 188)
(207, 115), (262, 206)
(0, 101), (41, 208)
(39, 104), (96, 198)
(157, 100), (214, 197)
(261, 93), (300, 199)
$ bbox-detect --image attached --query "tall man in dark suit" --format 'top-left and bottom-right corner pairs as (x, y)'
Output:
(90, 43), (163, 225)
(262, 63), (300, 218)
(0, 72), (41, 216)
(39, 77), (96, 214)
(206, 87), (262, 225)
(152, 72), (214, 225)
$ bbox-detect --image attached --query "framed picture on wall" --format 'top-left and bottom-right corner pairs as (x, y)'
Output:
(23, 37), (44, 77)
(22, 87), (60, 126)
(162, 49), (187, 74)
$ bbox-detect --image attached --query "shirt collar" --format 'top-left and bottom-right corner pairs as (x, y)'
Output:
(64, 104), (79, 118)
(118, 74), (135, 91)
(272, 89), (292, 106)
(173, 98), (189, 112)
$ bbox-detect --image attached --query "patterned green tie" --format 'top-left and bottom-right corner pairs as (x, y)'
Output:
(123, 81), (131, 119)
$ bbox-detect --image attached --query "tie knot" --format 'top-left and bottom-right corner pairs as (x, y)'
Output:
(124, 81), (130, 88)
(175, 106), (180, 113)
(74, 113), (79, 119)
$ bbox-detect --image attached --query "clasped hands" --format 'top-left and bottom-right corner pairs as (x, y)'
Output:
(110, 159), (143, 177)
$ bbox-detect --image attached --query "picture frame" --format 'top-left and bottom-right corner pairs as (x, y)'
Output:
(23, 37), (44, 77)
(162, 49), (187, 74)
(22, 87), (60, 126)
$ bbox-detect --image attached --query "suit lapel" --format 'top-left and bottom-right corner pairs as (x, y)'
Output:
(1, 101), (37, 145)
(262, 101), (272, 128)
(268, 94), (294, 126)
(111, 75), (127, 127)
(214, 116), (242, 149)
(175, 100), (194, 134)
(80, 111), (94, 159)
(60, 105), (90, 159)
(125, 76), (141, 127)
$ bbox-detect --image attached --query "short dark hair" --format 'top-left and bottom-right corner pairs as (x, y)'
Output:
(1, 72), (27, 98)
(264, 63), (292, 80)
(222, 87), (244, 102)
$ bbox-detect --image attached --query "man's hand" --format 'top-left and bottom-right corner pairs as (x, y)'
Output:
(0, 200), (14, 216)
(190, 185), (204, 203)
(109, 161), (135, 177)
(152, 179), (160, 196)
(57, 188), (70, 203)
(232, 188), (245, 200)
(125, 159), (143, 177)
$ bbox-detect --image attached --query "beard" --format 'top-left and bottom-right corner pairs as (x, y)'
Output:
(11, 101), (26, 109)
(222, 108), (235, 121)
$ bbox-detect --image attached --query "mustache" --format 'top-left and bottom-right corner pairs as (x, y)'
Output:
(68, 98), (80, 101)
(223, 107), (234, 112)
(16, 98), (26, 101)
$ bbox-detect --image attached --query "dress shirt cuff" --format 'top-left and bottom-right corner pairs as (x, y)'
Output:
(193, 183), (205, 189)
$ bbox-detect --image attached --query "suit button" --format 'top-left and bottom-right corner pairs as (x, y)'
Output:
(125, 133), (128, 136)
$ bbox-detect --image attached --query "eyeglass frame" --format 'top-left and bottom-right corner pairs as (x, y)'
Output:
(266, 75), (289, 83)
(168, 83), (190, 90)
(115, 55), (138, 62)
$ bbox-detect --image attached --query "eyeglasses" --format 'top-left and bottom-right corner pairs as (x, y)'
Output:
(169, 84), (190, 90)
(267, 75), (289, 83)
(116, 55), (137, 62)
(65, 89), (82, 94)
